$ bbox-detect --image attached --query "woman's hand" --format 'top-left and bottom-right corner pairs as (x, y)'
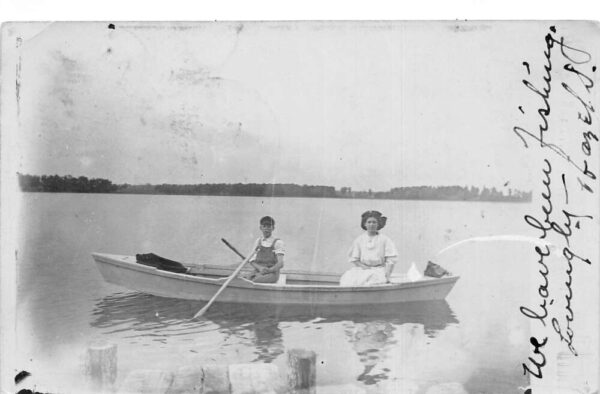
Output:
(384, 260), (395, 280)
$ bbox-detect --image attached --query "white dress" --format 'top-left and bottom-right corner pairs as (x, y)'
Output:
(339, 233), (398, 286)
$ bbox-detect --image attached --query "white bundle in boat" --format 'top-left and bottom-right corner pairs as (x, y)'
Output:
(407, 262), (423, 282)
(389, 262), (423, 283)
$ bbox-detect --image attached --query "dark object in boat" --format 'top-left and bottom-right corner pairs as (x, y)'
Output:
(135, 253), (188, 274)
(424, 261), (451, 278)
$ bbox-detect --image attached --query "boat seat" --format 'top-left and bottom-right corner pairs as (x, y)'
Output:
(276, 274), (287, 285)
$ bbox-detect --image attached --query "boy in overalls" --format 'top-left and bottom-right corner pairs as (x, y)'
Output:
(244, 216), (285, 283)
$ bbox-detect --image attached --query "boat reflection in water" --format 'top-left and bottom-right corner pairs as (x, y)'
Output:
(91, 292), (458, 383)
(335, 301), (458, 386)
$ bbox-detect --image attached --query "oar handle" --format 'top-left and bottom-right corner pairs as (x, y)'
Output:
(221, 238), (246, 259)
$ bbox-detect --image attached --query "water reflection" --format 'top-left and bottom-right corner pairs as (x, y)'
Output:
(91, 292), (458, 379)
(333, 302), (459, 385)
(91, 292), (289, 362)
(92, 293), (457, 329)
(346, 320), (395, 385)
(91, 292), (208, 335)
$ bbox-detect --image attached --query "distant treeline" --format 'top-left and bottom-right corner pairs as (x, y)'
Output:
(18, 173), (532, 202)
(18, 174), (119, 193)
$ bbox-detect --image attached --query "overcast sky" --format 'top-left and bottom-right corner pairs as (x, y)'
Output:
(7, 21), (576, 190)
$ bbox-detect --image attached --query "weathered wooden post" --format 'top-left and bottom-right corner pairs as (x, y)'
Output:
(287, 349), (316, 393)
(168, 365), (204, 393)
(202, 365), (231, 394)
(119, 369), (174, 393)
(229, 363), (282, 394)
(85, 341), (117, 391)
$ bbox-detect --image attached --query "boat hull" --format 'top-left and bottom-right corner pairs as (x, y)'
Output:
(92, 253), (459, 306)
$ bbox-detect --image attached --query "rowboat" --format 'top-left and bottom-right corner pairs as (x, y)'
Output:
(91, 253), (459, 306)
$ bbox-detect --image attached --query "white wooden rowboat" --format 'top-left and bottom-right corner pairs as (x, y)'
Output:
(91, 253), (459, 306)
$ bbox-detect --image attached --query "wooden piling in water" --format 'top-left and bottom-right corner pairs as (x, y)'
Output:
(202, 364), (230, 394)
(87, 342), (322, 393)
(229, 363), (281, 394)
(287, 348), (316, 393)
(85, 341), (117, 391)
(119, 369), (174, 394)
(167, 365), (204, 394)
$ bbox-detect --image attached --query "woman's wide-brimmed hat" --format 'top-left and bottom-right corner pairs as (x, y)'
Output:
(361, 210), (387, 230)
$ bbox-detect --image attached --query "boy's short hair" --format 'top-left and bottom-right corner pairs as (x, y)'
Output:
(260, 216), (275, 226)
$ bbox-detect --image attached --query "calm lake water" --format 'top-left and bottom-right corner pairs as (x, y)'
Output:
(15, 193), (536, 393)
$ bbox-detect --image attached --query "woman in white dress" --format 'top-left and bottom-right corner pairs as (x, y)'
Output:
(339, 210), (398, 286)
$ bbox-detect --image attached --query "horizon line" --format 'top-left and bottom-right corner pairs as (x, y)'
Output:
(16, 172), (531, 193)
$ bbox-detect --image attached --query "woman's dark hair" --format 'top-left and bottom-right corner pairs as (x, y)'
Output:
(360, 210), (387, 230)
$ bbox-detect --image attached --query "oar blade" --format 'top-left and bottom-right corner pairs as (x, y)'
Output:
(192, 305), (210, 320)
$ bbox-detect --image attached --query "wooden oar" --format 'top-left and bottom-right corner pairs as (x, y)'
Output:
(192, 241), (256, 319)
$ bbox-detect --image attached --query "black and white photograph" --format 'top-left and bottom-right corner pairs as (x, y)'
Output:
(1, 19), (599, 393)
